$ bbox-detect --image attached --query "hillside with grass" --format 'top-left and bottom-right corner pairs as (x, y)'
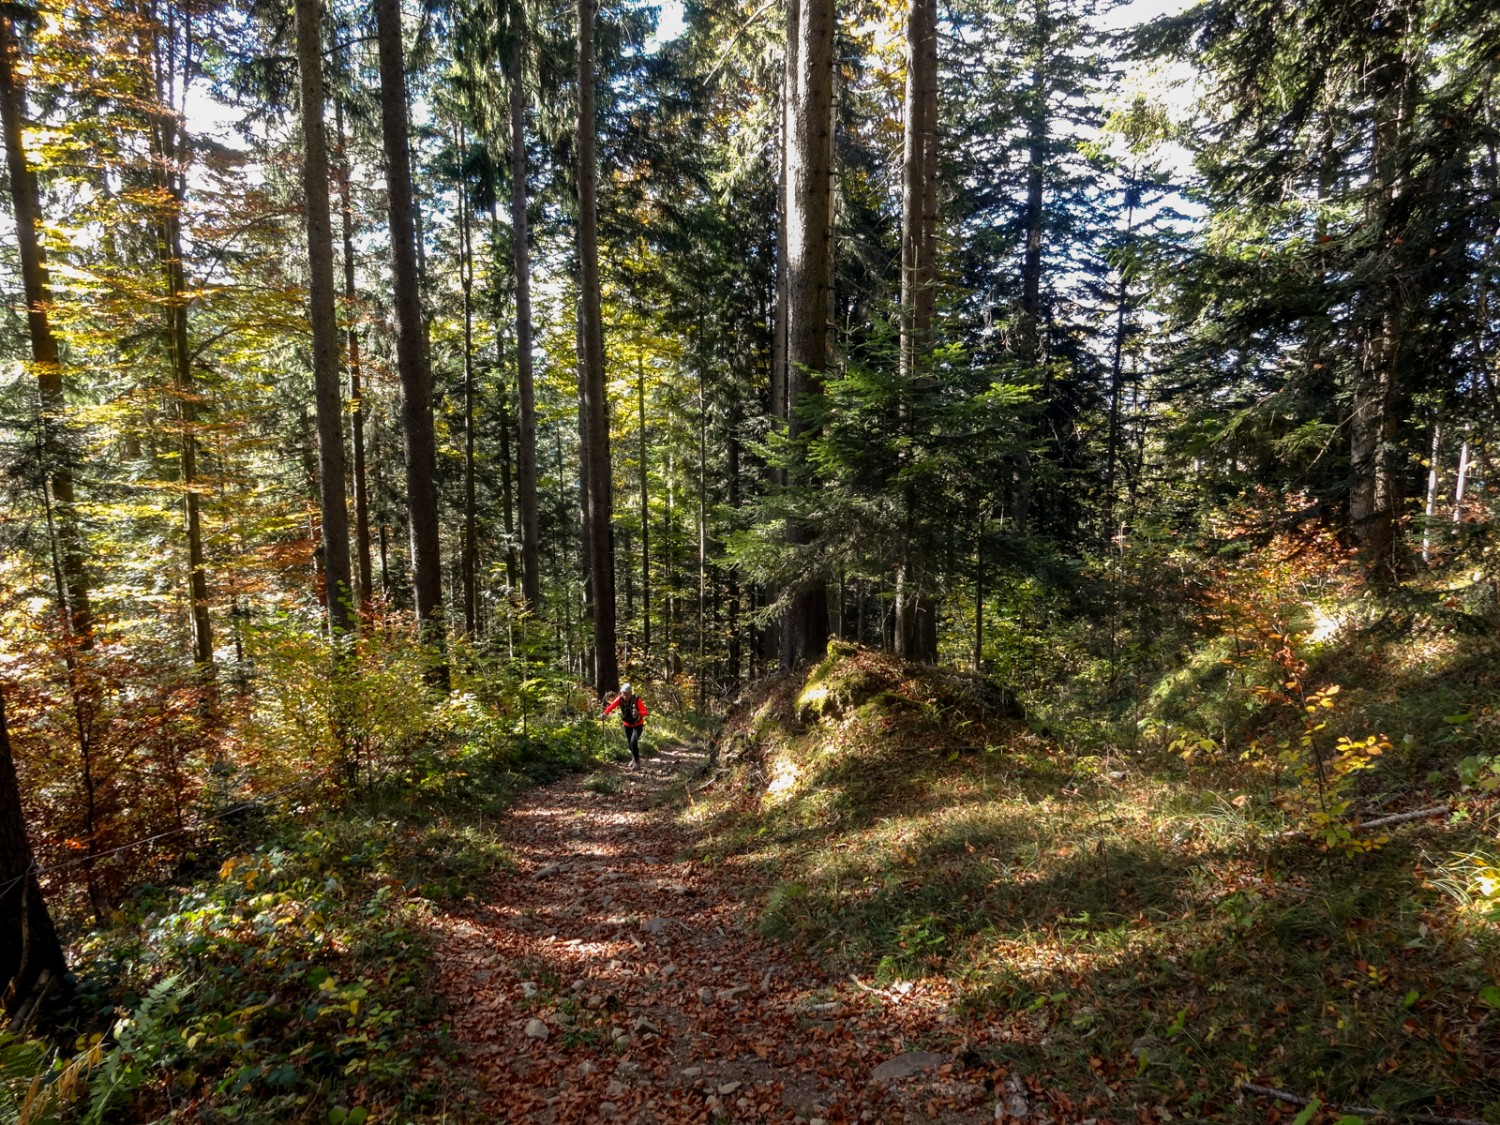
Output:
(675, 553), (1500, 1123)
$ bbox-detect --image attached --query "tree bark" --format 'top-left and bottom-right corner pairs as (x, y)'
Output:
(638, 353), (651, 652)
(336, 97), (374, 612)
(895, 0), (939, 664)
(781, 0), (835, 669)
(294, 0), (354, 639)
(374, 0), (447, 679)
(1349, 3), (1416, 583)
(0, 688), (70, 1033)
(488, 245), (518, 593)
(0, 14), (92, 650)
(457, 124), (478, 636)
(508, 4), (543, 613)
(577, 0), (619, 695)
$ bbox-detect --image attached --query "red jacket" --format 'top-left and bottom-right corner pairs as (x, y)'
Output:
(603, 693), (648, 727)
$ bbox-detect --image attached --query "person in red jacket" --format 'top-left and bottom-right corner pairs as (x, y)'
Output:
(603, 682), (648, 768)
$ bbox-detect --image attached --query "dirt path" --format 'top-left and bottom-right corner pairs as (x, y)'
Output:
(431, 743), (1018, 1124)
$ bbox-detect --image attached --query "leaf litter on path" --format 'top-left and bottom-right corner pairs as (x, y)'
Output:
(430, 743), (1054, 1123)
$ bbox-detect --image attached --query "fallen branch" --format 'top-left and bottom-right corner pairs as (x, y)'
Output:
(1276, 804), (1452, 840)
(1352, 805), (1451, 832)
(849, 973), (913, 1003)
(1242, 1082), (1488, 1125)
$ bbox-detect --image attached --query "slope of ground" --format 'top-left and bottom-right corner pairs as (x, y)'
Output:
(671, 643), (1500, 1124)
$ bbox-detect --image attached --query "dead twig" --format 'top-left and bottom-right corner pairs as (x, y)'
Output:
(1242, 1082), (1488, 1125)
(1276, 804), (1451, 839)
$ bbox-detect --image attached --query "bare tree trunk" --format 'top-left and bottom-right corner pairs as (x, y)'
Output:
(374, 0), (447, 680)
(577, 0), (619, 694)
(781, 0), (835, 669)
(895, 0), (938, 664)
(638, 354), (651, 652)
(488, 254), (518, 592)
(1422, 419), (1441, 562)
(0, 689), (70, 1032)
(697, 360), (707, 710)
(336, 97), (374, 612)
(456, 124), (478, 636)
(1349, 8), (1416, 583)
(1105, 171), (1137, 512)
(294, 0), (354, 638)
(0, 14), (92, 649)
(1452, 438), (1471, 520)
(509, 1), (542, 612)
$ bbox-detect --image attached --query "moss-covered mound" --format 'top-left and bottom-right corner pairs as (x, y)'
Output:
(709, 641), (1025, 830)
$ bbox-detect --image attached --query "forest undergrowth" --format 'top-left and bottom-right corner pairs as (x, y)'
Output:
(678, 536), (1500, 1124)
(0, 629), (706, 1124)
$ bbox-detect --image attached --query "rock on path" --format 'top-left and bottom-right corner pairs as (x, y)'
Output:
(431, 743), (1025, 1123)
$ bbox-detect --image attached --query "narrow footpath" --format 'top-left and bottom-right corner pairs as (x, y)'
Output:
(431, 743), (1033, 1124)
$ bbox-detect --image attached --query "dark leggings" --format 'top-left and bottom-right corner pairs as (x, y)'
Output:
(625, 725), (642, 760)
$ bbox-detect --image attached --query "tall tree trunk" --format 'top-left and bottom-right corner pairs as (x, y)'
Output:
(457, 125), (478, 636)
(0, 14), (92, 649)
(1105, 171), (1137, 515)
(781, 0), (835, 669)
(509, 0), (542, 612)
(1422, 419), (1441, 562)
(577, 0), (618, 694)
(1349, 6), (1415, 583)
(145, 0), (213, 675)
(336, 97), (374, 612)
(294, 0), (354, 638)
(697, 360), (708, 710)
(895, 0), (938, 664)
(576, 316), (595, 672)
(0, 689), (70, 1032)
(638, 354), (651, 652)
(1008, 0), (1049, 534)
(374, 0), (447, 679)
(489, 262), (518, 592)
(726, 407), (742, 682)
(772, 2), (792, 434)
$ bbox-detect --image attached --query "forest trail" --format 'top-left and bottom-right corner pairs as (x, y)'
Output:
(431, 742), (1015, 1124)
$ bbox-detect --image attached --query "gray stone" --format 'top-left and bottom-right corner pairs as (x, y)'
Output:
(524, 1018), (549, 1040)
(718, 1082), (742, 1095)
(697, 987), (714, 1004)
(870, 1051), (946, 1082)
(534, 863), (562, 879)
(519, 981), (539, 998)
(642, 917), (672, 936)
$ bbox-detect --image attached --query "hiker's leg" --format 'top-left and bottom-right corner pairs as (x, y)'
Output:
(628, 725), (642, 763)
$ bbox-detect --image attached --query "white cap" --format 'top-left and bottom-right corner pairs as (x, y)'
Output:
(620, 682), (632, 694)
